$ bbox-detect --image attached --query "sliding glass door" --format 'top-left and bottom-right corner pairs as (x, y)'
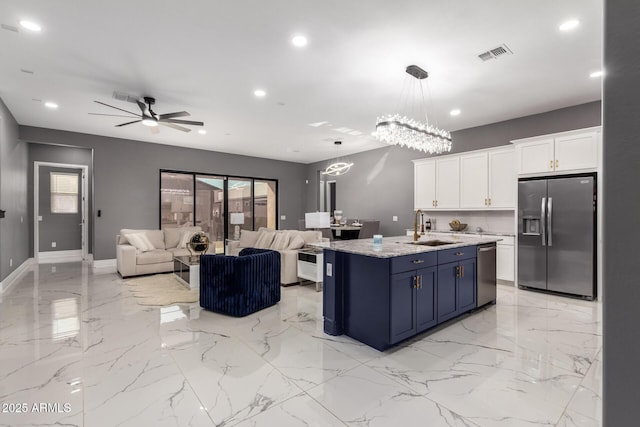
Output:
(160, 171), (277, 251)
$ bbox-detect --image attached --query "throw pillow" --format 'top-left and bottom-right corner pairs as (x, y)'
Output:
(125, 232), (155, 253)
(178, 230), (196, 248)
(255, 231), (276, 248)
(270, 232), (290, 250)
(287, 234), (306, 250)
(239, 229), (260, 247)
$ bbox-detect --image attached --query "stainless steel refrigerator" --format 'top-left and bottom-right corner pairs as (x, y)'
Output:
(518, 174), (596, 300)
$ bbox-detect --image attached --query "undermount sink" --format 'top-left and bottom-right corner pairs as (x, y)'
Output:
(404, 239), (454, 246)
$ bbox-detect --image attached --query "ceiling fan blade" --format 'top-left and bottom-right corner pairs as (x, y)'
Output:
(150, 126), (160, 135)
(160, 122), (191, 132)
(89, 112), (139, 118)
(161, 118), (204, 126)
(115, 120), (142, 127)
(94, 100), (140, 116)
(157, 111), (190, 120)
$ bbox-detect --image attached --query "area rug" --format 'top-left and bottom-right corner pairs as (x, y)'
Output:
(124, 273), (199, 306)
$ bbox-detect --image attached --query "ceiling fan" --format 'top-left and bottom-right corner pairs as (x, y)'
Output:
(90, 96), (204, 133)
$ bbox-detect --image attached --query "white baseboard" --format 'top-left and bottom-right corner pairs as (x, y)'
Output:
(92, 258), (117, 273)
(0, 258), (35, 294)
(38, 250), (82, 264)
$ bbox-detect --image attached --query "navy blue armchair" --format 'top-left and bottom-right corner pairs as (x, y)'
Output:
(199, 248), (281, 317)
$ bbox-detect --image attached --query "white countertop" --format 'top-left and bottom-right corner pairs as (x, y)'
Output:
(318, 234), (502, 258)
(406, 229), (515, 237)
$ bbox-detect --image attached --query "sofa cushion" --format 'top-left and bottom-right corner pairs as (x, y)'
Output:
(255, 231), (276, 248)
(270, 231), (291, 250)
(177, 230), (197, 248)
(144, 230), (166, 250)
(168, 248), (191, 257)
(125, 232), (155, 253)
(299, 230), (322, 244)
(164, 226), (202, 249)
(239, 229), (260, 248)
(136, 249), (173, 265)
(287, 234), (306, 250)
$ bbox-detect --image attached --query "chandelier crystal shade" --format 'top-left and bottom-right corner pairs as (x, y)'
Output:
(373, 65), (452, 154)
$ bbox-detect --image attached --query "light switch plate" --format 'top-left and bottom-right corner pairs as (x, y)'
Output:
(281, 215), (286, 220)
(392, 216), (398, 221)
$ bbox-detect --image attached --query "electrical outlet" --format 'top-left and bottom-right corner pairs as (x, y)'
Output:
(51, 242), (56, 248)
(326, 263), (332, 277)
(20, 216), (23, 223)
(52, 266), (57, 273)
(392, 216), (398, 222)
(281, 215), (286, 220)
(9, 259), (12, 267)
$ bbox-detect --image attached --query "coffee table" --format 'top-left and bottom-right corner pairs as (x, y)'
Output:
(173, 255), (200, 290)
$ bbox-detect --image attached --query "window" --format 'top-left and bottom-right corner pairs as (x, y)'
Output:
(50, 172), (79, 214)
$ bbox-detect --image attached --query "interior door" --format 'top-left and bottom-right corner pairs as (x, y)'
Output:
(39, 166), (83, 257)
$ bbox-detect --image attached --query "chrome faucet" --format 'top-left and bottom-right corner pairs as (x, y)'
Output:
(413, 209), (424, 242)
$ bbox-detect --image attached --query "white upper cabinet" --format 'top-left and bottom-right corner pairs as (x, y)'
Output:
(435, 157), (460, 209)
(459, 148), (515, 209)
(488, 148), (516, 208)
(514, 128), (600, 175)
(414, 160), (436, 209)
(554, 132), (599, 172)
(460, 152), (488, 208)
(413, 157), (459, 209)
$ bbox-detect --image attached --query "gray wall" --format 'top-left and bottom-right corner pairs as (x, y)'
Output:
(19, 126), (308, 260)
(0, 98), (28, 282)
(28, 143), (94, 256)
(305, 101), (602, 236)
(602, 0), (640, 424)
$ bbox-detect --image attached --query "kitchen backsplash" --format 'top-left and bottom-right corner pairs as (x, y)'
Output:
(421, 211), (516, 234)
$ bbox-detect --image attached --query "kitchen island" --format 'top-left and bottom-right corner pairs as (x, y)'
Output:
(322, 234), (501, 351)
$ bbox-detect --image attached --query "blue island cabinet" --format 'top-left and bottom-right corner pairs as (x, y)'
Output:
(437, 247), (477, 323)
(323, 245), (478, 351)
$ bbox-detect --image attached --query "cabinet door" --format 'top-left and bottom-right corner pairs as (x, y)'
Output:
(435, 157), (460, 209)
(516, 138), (554, 174)
(414, 160), (436, 209)
(554, 132), (599, 171)
(458, 258), (476, 313)
(460, 152), (488, 208)
(437, 262), (458, 323)
(488, 149), (516, 208)
(390, 271), (417, 343)
(416, 266), (437, 332)
(496, 244), (514, 282)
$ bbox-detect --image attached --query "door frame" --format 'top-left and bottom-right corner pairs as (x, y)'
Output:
(34, 161), (89, 262)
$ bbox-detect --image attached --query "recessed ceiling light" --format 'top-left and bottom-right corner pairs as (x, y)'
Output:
(44, 101), (58, 109)
(291, 35), (308, 47)
(19, 20), (42, 32)
(559, 19), (580, 32)
(450, 109), (461, 116)
(254, 89), (266, 97)
(198, 129), (207, 135)
(590, 70), (604, 78)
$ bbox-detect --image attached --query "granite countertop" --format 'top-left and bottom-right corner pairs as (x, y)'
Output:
(406, 229), (516, 237)
(318, 234), (502, 258)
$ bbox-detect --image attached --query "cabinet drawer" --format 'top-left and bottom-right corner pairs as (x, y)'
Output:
(390, 252), (437, 274)
(437, 246), (476, 264)
(496, 236), (514, 246)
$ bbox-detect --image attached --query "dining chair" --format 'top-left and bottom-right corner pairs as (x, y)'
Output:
(357, 220), (380, 239)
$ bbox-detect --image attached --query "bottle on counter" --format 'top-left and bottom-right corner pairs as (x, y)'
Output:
(425, 218), (432, 231)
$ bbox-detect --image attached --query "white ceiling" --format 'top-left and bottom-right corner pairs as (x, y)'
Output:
(0, 0), (602, 164)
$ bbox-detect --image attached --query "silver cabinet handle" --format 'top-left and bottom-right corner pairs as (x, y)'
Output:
(541, 197), (547, 246)
(547, 197), (553, 247)
(455, 252), (464, 256)
(478, 247), (496, 252)
(412, 259), (425, 264)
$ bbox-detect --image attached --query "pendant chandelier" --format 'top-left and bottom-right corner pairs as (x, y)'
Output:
(322, 141), (353, 176)
(373, 65), (452, 154)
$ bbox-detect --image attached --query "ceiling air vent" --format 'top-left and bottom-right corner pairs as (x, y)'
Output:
(1, 24), (19, 32)
(478, 44), (513, 61)
(112, 91), (138, 103)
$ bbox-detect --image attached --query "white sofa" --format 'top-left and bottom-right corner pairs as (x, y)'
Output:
(227, 228), (325, 285)
(116, 226), (211, 278)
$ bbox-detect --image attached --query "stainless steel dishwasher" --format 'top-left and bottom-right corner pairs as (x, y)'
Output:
(477, 243), (497, 307)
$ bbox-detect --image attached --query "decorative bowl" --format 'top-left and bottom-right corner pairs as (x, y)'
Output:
(449, 222), (468, 232)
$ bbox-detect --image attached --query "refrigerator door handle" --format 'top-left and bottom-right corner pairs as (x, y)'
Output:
(541, 197), (547, 246)
(547, 197), (553, 247)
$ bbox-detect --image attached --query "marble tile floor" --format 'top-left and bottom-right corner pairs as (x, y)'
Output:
(0, 262), (602, 426)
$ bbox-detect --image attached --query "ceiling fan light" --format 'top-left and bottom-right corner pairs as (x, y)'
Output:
(142, 118), (158, 127)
